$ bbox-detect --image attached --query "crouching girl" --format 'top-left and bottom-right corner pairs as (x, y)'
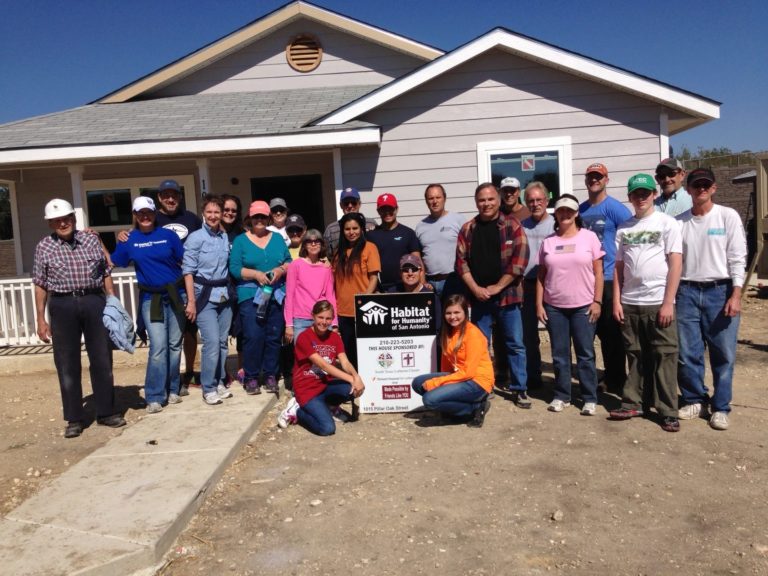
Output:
(412, 294), (494, 427)
(277, 300), (365, 435)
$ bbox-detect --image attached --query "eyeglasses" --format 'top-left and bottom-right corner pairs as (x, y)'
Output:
(222, 208), (238, 214)
(526, 198), (547, 204)
(401, 266), (420, 273)
(304, 239), (322, 245)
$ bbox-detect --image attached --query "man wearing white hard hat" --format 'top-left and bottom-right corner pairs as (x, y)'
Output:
(33, 199), (125, 439)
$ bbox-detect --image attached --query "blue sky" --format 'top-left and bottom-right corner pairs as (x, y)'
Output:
(1, 0), (766, 154)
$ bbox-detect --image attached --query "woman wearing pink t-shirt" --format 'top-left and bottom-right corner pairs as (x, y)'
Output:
(283, 228), (337, 343)
(536, 194), (605, 415)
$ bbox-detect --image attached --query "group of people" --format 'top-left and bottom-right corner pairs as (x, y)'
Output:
(33, 157), (746, 438)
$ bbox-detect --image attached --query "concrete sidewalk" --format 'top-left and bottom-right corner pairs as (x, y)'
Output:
(0, 387), (277, 576)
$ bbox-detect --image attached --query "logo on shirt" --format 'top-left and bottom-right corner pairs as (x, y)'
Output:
(555, 244), (576, 253)
(360, 301), (389, 325)
(621, 231), (661, 245)
(164, 223), (189, 240)
(707, 228), (726, 236)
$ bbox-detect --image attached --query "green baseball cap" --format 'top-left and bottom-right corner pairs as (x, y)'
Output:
(627, 173), (656, 194)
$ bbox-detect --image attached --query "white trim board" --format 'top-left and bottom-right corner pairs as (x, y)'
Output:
(0, 128), (381, 167)
(317, 28), (720, 126)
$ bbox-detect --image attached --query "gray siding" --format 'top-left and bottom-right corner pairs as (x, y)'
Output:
(150, 20), (425, 98)
(347, 49), (664, 228)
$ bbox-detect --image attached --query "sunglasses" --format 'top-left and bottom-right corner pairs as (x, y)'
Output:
(223, 208), (238, 214)
(689, 180), (714, 190)
(341, 200), (359, 207)
(304, 238), (322, 245)
(655, 171), (680, 181)
(401, 266), (420, 273)
(271, 207), (287, 214)
(287, 229), (304, 236)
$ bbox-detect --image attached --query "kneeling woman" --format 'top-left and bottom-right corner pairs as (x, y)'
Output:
(412, 294), (494, 427)
(278, 300), (365, 435)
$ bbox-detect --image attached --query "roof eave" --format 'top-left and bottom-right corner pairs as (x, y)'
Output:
(97, 1), (443, 104)
(316, 28), (720, 128)
(0, 127), (381, 168)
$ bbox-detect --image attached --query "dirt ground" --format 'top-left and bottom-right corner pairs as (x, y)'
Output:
(2, 293), (767, 575)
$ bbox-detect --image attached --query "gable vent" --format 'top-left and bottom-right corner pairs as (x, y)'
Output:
(286, 34), (323, 73)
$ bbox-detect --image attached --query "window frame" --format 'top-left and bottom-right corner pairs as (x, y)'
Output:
(476, 136), (573, 199)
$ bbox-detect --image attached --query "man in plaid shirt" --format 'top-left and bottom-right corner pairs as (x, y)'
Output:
(33, 199), (125, 439)
(456, 182), (531, 408)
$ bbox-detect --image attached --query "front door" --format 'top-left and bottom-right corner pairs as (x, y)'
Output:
(250, 174), (324, 232)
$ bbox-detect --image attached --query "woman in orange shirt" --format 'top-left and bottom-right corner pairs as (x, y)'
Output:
(411, 294), (494, 427)
(333, 212), (380, 368)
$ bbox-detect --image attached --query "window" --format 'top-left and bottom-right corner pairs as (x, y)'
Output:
(83, 176), (196, 251)
(477, 137), (572, 207)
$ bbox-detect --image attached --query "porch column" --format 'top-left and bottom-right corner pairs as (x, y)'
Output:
(68, 165), (85, 229)
(659, 112), (669, 160)
(196, 158), (210, 198)
(332, 148), (343, 219)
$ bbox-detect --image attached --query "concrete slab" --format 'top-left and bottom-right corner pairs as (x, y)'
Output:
(1, 388), (277, 576)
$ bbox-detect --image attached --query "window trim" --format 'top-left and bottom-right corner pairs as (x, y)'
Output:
(82, 175), (197, 230)
(476, 136), (573, 197)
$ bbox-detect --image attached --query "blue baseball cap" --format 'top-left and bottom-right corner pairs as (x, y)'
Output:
(339, 187), (360, 202)
(158, 179), (181, 193)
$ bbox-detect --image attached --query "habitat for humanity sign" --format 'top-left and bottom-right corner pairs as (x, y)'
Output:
(355, 292), (436, 413)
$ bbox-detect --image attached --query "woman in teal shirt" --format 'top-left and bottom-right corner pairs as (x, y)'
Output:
(229, 200), (291, 395)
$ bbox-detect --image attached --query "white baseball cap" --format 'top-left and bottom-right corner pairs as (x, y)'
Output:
(132, 196), (156, 212)
(500, 177), (521, 189)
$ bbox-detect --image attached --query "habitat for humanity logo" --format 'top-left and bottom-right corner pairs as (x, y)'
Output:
(360, 301), (388, 325)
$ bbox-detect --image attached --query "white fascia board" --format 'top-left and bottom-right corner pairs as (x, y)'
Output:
(0, 128), (380, 166)
(318, 29), (719, 126)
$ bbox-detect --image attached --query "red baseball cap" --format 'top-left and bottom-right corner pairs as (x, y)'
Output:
(376, 193), (398, 208)
(585, 163), (608, 177)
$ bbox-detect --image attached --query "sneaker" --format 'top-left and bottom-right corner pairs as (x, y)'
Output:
(511, 391), (532, 409)
(548, 399), (569, 412)
(264, 375), (279, 395)
(468, 397), (491, 428)
(97, 414), (126, 428)
(709, 411), (729, 431)
(581, 402), (597, 416)
(678, 403), (702, 420)
(216, 384), (233, 399)
(277, 398), (299, 429)
(168, 393), (182, 404)
(204, 392), (222, 405)
(64, 421), (83, 438)
(331, 405), (350, 423)
(245, 379), (261, 395)
(661, 416), (680, 432)
(146, 402), (163, 414)
(178, 384), (190, 397)
(608, 407), (643, 420)
(236, 368), (245, 384)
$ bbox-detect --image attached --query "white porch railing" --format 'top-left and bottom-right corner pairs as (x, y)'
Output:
(0, 271), (140, 347)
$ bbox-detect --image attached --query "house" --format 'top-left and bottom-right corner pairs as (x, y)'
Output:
(0, 0), (720, 276)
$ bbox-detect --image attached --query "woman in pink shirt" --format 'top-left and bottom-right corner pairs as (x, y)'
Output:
(284, 229), (337, 343)
(536, 194), (605, 415)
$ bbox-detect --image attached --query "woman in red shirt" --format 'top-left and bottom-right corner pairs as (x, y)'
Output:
(277, 300), (365, 435)
(412, 294), (494, 427)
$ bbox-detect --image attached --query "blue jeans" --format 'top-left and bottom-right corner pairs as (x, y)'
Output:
(297, 381), (354, 436)
(412, 372), (488, 418)
(240, 299), (284, 381)
(141, 297), (186, 405)
(291, 317), (314, 343)
(196, 300), (233, 395)
(544, 303), (598, 403)
(522, 280), (542, 384)
(471, 299), (527, 390)
(676, 282), (740, 413)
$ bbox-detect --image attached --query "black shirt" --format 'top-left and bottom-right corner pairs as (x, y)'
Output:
(468, 218), (502, 287)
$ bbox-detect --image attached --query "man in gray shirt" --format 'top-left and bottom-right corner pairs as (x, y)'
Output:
(520, 181), (555, 388)
(414, 183), (466, 298)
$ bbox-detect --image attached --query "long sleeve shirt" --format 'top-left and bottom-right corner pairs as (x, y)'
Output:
(424, 322), (494, 393)
(182, 223), (230, 303)
(284, 258), (338, 325)
(455, 212), (529, 306)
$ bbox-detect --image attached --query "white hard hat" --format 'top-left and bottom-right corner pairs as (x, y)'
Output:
(44, 199), (75, 220)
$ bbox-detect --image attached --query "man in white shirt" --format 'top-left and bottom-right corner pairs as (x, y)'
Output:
(676, 168), (747, 431)
(609, 173), (682, 432)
